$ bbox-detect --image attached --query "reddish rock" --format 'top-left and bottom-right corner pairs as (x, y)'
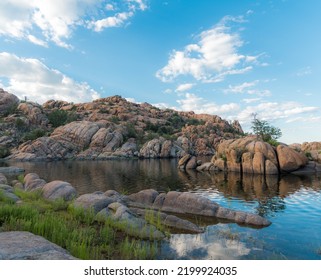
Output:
(277, 144), (308, 172)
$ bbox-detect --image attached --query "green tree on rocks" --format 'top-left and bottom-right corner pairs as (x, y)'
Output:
(251, 115), (282, 145)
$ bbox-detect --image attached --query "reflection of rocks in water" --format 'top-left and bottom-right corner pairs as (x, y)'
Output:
(256, 197), (286, 217)
(279, 174), (314, 197)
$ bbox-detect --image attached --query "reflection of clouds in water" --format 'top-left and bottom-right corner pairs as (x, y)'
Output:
(169, 230), (251, 259)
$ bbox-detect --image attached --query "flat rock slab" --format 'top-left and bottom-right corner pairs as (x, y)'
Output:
(0, 231), (77, 260)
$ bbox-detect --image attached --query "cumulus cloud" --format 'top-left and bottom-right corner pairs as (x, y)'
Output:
(88, 12), (133, 32)
(176, 93), (240, 115)
(0, 52), (100, 104)
(0, 0), (148, 48)
(236, 101), (319, 124)
(156, 15), (257, 83)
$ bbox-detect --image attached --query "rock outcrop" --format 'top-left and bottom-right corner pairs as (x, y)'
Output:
(0, 231), (77, 260)
(210, 136), (309, 175)
(0, 89), (19, 117)
(290, 142), (321, 163)
(1, 89), (244, 161)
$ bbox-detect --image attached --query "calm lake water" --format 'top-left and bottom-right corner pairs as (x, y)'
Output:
(4, 159), (321, 260)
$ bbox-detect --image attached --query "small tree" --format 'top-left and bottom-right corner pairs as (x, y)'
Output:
(251, 117), (282, 144)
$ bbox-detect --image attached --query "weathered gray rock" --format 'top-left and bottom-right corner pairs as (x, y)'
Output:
(128, 189), (159, 205)
(0, 231), (77, 260)
(131, 208), (204, 234)
(0, 185), (20, 202)
(0, 173), (7, 184)
(291, 161), (321, 174)
(74, 193), (115, 213)
(0, 89), (19, 117)
(23, 173), (46, 191)
(42, 180), (77, 201)
(98, 202), (165, 239)
(127, 190), (271, 227)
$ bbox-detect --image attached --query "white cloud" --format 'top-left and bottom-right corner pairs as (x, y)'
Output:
(106, 4), (115, 11)
(0, 52), (100, 104)
(0, 0), (148, 48)
(236, 101), (319, 124)
(242, 98), (262, 104)
(225, 80), (272, 96)
(88, 12), (133, 32)
(175, 83), (195, 92)
(27, 35), (48, 47)
(156, 15), (257, 83)
(225, 81), (258, 94)
(176, 93), (240, 115)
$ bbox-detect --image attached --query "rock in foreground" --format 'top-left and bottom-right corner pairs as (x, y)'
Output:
(0, 231), (77, 260)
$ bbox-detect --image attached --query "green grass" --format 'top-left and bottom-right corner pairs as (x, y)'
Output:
(0, 188), (159, 260)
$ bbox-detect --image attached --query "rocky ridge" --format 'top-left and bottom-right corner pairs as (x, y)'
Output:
(0, 89), (243, 161)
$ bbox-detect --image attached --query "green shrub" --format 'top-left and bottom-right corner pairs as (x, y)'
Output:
(48, 110), (78, 128)
(15, 118), (27, 130)
(0, 146), (10, 158)
(110, 116), (120, 124)
(23, 128), (46, 141)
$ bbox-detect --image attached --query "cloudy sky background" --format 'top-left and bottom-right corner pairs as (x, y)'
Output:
(0, 0), (320, 143)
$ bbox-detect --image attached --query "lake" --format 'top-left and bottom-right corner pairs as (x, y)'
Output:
(5, 158), (321, 260)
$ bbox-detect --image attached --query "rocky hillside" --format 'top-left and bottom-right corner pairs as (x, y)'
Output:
(0, 89), (244, 161)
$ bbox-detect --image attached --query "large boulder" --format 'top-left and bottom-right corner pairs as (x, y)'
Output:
(0, 231), (76, 260)
(277, 144), (308, 172)
(0, 89), (19, 117)
(74, 193), (115, 213)
(17, 102), (49, 126)
(42, 180), (77, 201)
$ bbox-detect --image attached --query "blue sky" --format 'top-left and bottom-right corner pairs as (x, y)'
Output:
(0, 0), (320, 144)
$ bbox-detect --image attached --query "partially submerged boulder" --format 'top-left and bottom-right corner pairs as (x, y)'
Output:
(127, 189), (271, 227)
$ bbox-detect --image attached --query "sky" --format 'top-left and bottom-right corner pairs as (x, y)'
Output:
(0, 0), (320, 144)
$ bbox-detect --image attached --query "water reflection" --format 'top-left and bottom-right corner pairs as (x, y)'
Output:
(10, 159), (321, 199)
(5, 159), (321, 259)
(163, 228), (251, 260)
